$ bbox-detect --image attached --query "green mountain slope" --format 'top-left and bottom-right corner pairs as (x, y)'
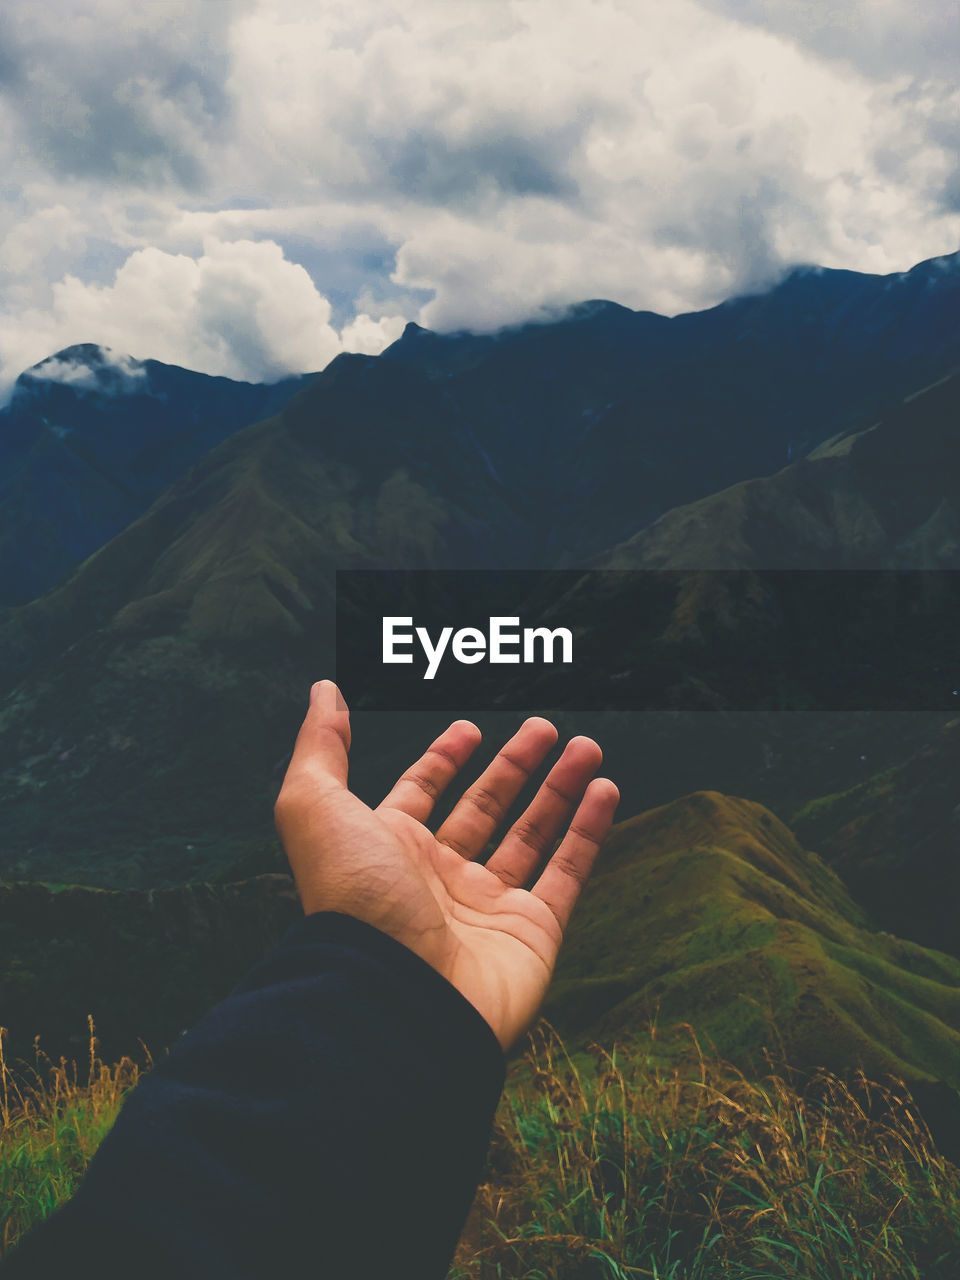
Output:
(546, 791), (960, 1099)
(793, 718), (960, 963)
(0, 357), (519, 886)
(4, 790), (958, 1153)
(599, 369), (960, 570)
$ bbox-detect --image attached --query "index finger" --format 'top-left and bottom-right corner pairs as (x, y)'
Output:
(377, 720), (483, 822)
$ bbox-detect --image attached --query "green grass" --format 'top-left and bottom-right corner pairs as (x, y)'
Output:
(0, 1019), (145, 1255)
(452, 1022), (960, 1280)
(3, 1019), (957, 1277)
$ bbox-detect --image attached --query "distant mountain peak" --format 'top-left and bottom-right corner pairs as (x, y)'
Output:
(400, 321), (432, 339)
(782, 263), (826, 280)
(900, 249), (960, 282)
(19, 343), (147, 395)
(562, 298), (634, 321)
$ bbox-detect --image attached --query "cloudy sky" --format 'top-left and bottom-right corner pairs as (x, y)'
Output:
(0, 0), (956, 397)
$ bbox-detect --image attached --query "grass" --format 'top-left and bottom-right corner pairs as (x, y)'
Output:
(0, 1018), (146, 1256)
(451, 1021), (960, 1280)
(1, 1018), (957, 1277)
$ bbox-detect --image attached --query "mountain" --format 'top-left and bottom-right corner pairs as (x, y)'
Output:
(0, 250), (958, 887)
(3, 257), (960, 1148)
(0, 355), (522, 886)
(3, 792), (959, 1156)
(0, 345), (312, 604)
(793, 718), (960, 962)
(381, 251), (960, 559)
(598, 368), (960, 570)
(545, 791), (960, 1137)
(496, 367), (960, 718)
(2, 251), (956, 600)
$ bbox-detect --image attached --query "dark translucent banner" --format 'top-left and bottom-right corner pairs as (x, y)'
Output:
(335, 569), (960, 712)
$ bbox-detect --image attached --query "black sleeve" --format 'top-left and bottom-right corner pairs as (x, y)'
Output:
(1, 910), (508, 1280)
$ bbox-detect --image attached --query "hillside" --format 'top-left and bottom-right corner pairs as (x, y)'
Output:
(2, 249), (955, 605)
(0, 874), (300, 1066)
(0, 345), (310, 604)
(599, 368), (960, 570)
(545, 792), (960, 1112)
(3, 791), (958, 1156)
(0, 252), (958, 887)
(793, 718), (960, 963)
(383, 252), (960, 559)
(0, 356), (521, 885)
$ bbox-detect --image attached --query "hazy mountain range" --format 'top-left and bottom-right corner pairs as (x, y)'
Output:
(0, 249), (957, 882)
(1, 249), (959, 1151)
(0, 346), (313, 605)
(2, 249), (957, 605)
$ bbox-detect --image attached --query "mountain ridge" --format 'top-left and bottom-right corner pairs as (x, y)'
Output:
(5, 791), (960, 1156)
(0, 345), (315, 605)
(4, 247), (957, 600)
(0, 247), (957, 886)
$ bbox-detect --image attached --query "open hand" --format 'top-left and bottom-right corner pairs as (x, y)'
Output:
(274, 681), (619, 1054)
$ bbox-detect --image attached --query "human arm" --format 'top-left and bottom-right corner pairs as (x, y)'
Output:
(1, 684), (618, 1278)
(1, 909), (509, 1279)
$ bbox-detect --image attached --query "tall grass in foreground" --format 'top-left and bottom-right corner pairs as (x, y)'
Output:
(1, 1019), (957, 1277)
(451, 1022), (960, 1280)
(0, 1019), (145, 1256)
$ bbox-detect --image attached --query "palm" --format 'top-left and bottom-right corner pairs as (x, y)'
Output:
(389, 808), (566, 1049)
(275, 682), (619, 1054)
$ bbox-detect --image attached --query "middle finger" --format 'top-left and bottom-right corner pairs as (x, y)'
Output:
(484, 735), (602, 888)
(435, 717), (558, 860)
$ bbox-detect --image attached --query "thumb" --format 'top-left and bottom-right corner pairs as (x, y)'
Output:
(288, 679), (352, 791)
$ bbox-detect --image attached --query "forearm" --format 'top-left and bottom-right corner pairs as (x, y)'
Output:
(1, 911), (507, 1279)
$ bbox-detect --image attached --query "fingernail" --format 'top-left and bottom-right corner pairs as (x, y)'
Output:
(311, 680), (347, 712)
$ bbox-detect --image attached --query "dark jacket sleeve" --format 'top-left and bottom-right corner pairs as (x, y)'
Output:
(1, 910), (507, 1280)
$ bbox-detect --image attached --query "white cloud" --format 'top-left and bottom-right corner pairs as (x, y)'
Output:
(22, 349), (146, 391)
(0, 237), (403, 397)
(0, 0), (956, 388)
(0, 204), (85, 273)
(211, 0), (960, 322)
(339, 311), (406, 354)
